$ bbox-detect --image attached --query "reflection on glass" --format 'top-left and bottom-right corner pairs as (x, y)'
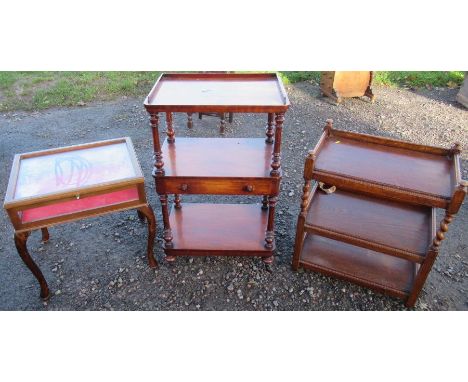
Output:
(15, 143), (136, 199)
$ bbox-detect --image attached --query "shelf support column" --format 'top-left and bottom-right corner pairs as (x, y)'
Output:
(159, 194), (174, 253)
(265, 113), (274, 144)
(150, 112), (164, 176)
(220, 113), (226, 134)
(270, 113), (284, 176)
(407, 182), (467, 307)
(264, 195), (278, 262)
(165, 112), (175, 143)
(187, 113), (193, 129)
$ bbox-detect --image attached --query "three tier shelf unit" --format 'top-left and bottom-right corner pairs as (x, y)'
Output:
(293, 120), (466, 307)
(144, 73), (290, 264)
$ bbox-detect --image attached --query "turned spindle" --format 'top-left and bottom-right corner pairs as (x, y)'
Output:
(324, 118), (333, 133)
(265, 113), (274, 144)
(159, 194), (173, 249)
(187, 113), (193, 129)
(264, 196), (278, 250)
(270, 113), (284, 176)
(174, 194), (182, 209)
(150, 113), (164, 175)
(166, 112), (175, 143)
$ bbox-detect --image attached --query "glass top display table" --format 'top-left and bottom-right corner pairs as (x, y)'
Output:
(3, 137), (157, 299)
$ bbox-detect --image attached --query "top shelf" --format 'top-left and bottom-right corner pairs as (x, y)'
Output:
(144, 73), (290, 113)
(311, 127), (462, 208)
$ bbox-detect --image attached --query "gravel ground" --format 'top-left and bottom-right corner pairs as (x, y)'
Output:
(0, 82), (467, 311)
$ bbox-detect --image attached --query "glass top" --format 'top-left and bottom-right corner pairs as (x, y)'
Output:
(14, 142), (136, 200)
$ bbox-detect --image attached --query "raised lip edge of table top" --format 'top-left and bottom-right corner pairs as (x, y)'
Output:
(143, 72), (290, 112)
(310, 127), (463, 204)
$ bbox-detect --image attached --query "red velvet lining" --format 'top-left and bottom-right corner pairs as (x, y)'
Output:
(21, 187), (139, 223)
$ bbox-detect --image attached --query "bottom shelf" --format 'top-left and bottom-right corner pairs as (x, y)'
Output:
(166, 203), (273, 256)
(299, 234), (416, 299)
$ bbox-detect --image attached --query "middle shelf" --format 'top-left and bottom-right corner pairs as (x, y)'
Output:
(156, 137), (280, 195)
(304, 185), (435, 263)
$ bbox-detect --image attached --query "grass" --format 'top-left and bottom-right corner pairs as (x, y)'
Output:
(0, 71), (464, 112)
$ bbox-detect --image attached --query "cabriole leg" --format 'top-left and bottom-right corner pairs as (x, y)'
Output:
(41, 227), (49, 242)
(137, 205), (158, 269)
(14, 231), (50, 299)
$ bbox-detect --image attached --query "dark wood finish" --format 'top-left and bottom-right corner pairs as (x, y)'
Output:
(293, 120), (466, 307)
(265, 113), (274, 144)
(300, 234), (415, 298)
(160, 138), (274, 178)
(4, 138), (158, 299)
(144, 73), (290, 114)
(305, 187), (433, 263)
(320, 71), (375, 104)
(14, 231), (50, 299)
(310, 122), (460, 209)
(166, 203), (273, 256)
(144, 73), (289, 263)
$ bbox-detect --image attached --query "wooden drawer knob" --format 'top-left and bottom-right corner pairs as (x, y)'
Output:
(179, 184), (188, 191)
(244, 185), (254, 192)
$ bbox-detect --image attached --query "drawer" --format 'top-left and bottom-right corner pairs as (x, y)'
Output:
(156, 177), (279, 196)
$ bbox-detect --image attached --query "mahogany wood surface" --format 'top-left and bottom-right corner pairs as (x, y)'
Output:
(305, 187), (433, 261)
(314, 135), (455, 200)
(293, 120), (466, 307)
(145, 73), (289, 263)
(166, 203), (272, 255)
(160, 137), (274, 178)
(144, 73), (290, 113)
(299, 234), (415, 298)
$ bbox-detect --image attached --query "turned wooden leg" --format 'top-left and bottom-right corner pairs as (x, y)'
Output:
(159, 194), (175, 262)
(150, 113), (164, 175)
(292, 215), (306, 271)
(14, 231), (50, 299)
(187, 113), (193, 129)
(261, 195), (268, 210)
(265, 113), (274, 144)
(220, 113), (226, 134)
(263, 196), (278, 263)
(228, 112), (233, 123)
(41, 227), (49, 242)
(166, 112), (175, 143)
(270, 113), (284, 176)
(137, 210), (145, 222)
(406, 210), (457, 307)
(174, 194), (182, 209)
(137, 205), (158, 269)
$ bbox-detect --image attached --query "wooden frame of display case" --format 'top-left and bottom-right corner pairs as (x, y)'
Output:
(4, 137), (158, 299)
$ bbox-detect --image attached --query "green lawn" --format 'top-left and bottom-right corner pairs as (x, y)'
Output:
(0, 71), (464, 112)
